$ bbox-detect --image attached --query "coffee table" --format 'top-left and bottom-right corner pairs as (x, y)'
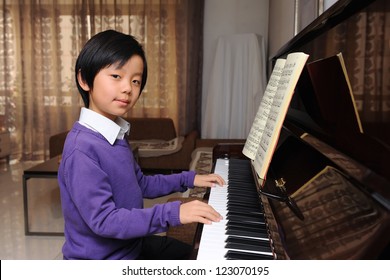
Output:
(22, 155), (62, 236)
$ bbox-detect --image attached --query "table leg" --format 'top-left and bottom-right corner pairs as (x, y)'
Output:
(22, 175), (30, 235)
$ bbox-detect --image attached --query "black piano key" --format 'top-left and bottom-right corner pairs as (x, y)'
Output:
(226, 210), (265, 223)
(227, 212), (265, 222)
(226, 211), (265, 221)
(227, 206), (262, 214)
(227, 189), (258, 196)
(227, 204), (263, 214)
(226, 220), (268, 231)
(227, 195), (260, 204)
(228, 189), (258, 197)
(228, 177), (255, 183)
(227, 203), (261, 211)
(229, 170), (252, 175)
(228, 191), (258, 197)
(226, 199), (263, 211)
(226, 214), (266, 224)
(226, 228), (268, 239)
(225, 236), (272, 253)
(227, 197), (260, 204)
(225, 250), (274, 260)
(227, 190), (258, 197)
(227, 200), (259, 206)
(226, 227), (269, 239)
(221, 158), (275, 260)
(228, 181), (256, 188)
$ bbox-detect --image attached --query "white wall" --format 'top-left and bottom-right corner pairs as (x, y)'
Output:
(324, 0), (338, 11)
(202, 0), (269, 135)
(268, 0), (295, 60)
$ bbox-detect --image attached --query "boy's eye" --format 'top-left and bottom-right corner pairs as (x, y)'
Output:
(111, 74), (120, 79)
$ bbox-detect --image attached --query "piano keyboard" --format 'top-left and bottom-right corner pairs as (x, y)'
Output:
(196, 158), (275, 260)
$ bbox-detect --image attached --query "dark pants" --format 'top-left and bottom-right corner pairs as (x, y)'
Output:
(137, 235), (192, 260)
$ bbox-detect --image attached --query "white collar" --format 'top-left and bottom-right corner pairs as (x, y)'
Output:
(78, 107), (130, 145)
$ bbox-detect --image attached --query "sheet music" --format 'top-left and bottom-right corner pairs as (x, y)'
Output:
(253, 53), (309, 180)
(242, 59), (286, 160)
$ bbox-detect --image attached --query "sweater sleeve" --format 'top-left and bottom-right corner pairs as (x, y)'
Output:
(60, 150), (187, 239)
(133, 159), (196, 199)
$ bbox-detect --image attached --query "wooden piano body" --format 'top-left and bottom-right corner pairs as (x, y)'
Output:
(193, 0), (390, 260)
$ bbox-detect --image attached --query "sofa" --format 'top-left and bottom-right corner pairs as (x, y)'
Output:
(49, 131), (69, 158)
(124, 117), (198, 172)
(49, 117), (198, 172)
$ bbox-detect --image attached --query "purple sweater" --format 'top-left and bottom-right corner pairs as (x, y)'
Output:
(58, 122), (195, 259)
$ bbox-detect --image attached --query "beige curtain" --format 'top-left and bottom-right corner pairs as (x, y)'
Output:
(0, 0), (204, 162)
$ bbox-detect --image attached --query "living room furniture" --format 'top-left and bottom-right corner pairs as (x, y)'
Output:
(49, 118), (198, 172)
(23, 155), (63, 236)
(49, 131), (68, 158)
(125, 117), (198, 172)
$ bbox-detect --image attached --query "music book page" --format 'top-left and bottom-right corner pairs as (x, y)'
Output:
(252, 52), (309, 181)
(242, 58), (286, 160)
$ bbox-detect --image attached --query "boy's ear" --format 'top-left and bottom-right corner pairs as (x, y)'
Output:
(77, 71), (90, 91)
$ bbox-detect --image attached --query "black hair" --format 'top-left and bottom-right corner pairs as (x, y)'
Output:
(75, 30), (148, 108)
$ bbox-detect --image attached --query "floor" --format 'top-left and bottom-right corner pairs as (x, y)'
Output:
(0, 159), (183, 260)
(0, 160), (64, 259)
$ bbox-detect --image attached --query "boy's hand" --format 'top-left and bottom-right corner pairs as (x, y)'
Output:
(179, 200), (222, 225)
(193, 174), (225, 188)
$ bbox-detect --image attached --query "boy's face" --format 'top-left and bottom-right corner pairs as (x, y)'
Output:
(78, 55), (144, 121)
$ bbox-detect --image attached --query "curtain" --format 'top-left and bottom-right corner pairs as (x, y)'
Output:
(0, 0), (204, 162)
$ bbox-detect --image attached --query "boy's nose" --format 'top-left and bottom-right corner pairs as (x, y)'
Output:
(122, 81), (132, 94)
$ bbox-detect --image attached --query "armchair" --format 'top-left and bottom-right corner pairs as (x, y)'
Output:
(125, 117), (198, 172)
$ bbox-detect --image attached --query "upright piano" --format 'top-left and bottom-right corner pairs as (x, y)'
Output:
(193, 0), (390, 260)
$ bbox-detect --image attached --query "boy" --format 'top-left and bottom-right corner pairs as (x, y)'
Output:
(58, 30), (224, 260)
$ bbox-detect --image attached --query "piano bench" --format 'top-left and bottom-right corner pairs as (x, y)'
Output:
(166, 197), (206, 246)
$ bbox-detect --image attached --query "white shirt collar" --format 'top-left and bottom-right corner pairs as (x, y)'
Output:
(78, 107), (130, 145)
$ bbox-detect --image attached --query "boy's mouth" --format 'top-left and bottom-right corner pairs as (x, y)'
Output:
(115, 98), (130, 105)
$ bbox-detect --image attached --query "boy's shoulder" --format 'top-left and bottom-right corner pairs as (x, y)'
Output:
(64, 122), (108, 153)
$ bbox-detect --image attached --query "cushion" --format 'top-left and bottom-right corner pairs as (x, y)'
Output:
(189, 147), (213, 174)
(129, 137), (184, 157)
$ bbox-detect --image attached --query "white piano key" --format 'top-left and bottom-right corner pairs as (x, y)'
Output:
(197, 159), (229, 260)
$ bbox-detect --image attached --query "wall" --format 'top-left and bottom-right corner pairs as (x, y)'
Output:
(201, 0), (269, 134)
(268, 0), (339, 60)
(268, 0), (295, 61)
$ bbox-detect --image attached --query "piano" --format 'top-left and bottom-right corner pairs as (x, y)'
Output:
(193, 0), (390, 260)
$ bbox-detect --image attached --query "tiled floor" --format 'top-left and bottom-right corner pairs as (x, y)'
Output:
(0, 159), (183, 260)
(0, 160), (64, 260)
